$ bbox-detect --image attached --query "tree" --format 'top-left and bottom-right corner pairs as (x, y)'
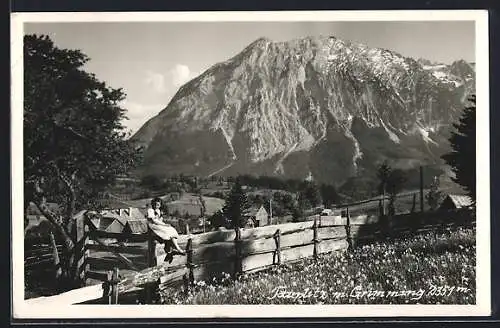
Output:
(140, 174), (164, 191)
(172, 209), (181, 218)
(386, 169), (407, 216)
(377, 161), (391, 195)
(222, 178), (250, 228)
(291, 192), (308, 222)
(291, 205), (303, 223)
(426, 175), (444, 211)
(196, 188), (207, 232)
(338, 175), (378, 201)
(209, 210), (226, 230)
(442, 96), (476, 202)
(377, 161), (392, 215)
(160, 201), (169, 217)
(376, 162), (407, 216)
(320, 184), (339, 208)
(302, 182), (322, 208)
(23, 35), (142, 290)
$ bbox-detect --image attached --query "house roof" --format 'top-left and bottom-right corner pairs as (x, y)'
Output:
(96, 217), (116, 230)
(26, 202), (61, 215)
(100, 210), (128, 225)
(85, 207), (146, 231)
(446, 194), (473, 208)
(73, 209), (87, 221)
(125, 220), (148, 234)
(125, 207), (146, 220)
(244, 206), (267, 217)
(105, 220), (125, 233)
(100, 207), (145, 223)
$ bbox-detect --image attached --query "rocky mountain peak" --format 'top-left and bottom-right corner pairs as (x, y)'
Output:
(132, 35), (475, 185)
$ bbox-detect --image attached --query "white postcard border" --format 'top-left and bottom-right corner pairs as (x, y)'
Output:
(11, 10), (491, 319)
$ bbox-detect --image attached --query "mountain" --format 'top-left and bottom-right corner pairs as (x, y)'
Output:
(131, 36), (475, 186)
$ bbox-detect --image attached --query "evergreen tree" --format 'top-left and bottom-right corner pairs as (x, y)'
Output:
(426, 175), (444, 210)
(377, 160), (392, 196)
(320, 184), (340, 208)
(442, 96), (476, 202)
(209, 210), (226, 230)
(172, 209), (181, 218)
(291, 192), (308, 222)
(222, 178), (250, 228)
(387, 169), (407, 216)
(377, 161), (392, 215)
(376, 162), (407, 216)
(296, 181), (322, 209)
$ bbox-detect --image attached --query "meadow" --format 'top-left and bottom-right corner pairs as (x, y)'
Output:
(159, 226), (475, 305)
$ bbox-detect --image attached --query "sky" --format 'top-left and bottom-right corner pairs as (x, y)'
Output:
(24, 21), (475, 135)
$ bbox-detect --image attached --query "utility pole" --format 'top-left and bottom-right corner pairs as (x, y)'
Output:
(381, 184), (386, 216)
(269, 196), (273, 225)
(420, 166), (424, 212)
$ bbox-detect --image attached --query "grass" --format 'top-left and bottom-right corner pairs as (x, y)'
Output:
(159, 226), (476, 305)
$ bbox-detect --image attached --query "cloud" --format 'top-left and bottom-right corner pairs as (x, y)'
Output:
(144, 64), (198, 96)
(145, 70), (167, 94)
(170, 64), (192, 88)
(120, 100), (164, 135)
(125, 64), (201, 134)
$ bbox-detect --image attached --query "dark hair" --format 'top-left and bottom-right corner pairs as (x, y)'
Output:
(151, 197), (162, 206)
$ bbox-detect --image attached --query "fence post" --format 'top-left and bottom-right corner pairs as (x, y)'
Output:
(233, 227), (242, 280)
(378, 199), (389, 238)
(82, 224), (90, 284)
(145, 228), (158, 304)
(411, 194), (417, 213)
(49, 231), (62, 280)
(183, 274), (190, 295)
(346, 206), (353, 249)
(313, 217), (319, 260)
(143, 277), (161, 305)
(147, 228), (157, 268)
(103, 270), (112, 304)
(411, 211), (421, 233)
(75, 213), (87, 287)
(273, 229), (281, 265)
(110, 267), (120, 304)
(185, 238), (195, 292)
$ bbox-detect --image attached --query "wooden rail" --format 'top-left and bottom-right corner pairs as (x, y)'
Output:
(25, 208), (474, 305)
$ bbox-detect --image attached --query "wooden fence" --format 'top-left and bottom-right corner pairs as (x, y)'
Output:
(25, 244), (63, 268)
(25, 208), (475, 305)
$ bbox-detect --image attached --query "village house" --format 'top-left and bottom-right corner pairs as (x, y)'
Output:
(25, 202), (62, 229)
(439, 194), (473, 211)
(123, 219), (149, 235)
(88, 207), (146, 234)
(243, 205), (269, 228)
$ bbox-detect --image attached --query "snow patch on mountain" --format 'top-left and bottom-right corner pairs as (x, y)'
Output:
(220, 127), (237, 160)
(345, 116), (363, 170)
(422, 64), (464, 87)
(274, 142), (298, 175)
(379, 118), (401, 143)
(414, 125), (438, 146)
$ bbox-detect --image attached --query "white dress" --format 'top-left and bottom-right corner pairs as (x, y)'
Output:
(147, 208), (179, 241)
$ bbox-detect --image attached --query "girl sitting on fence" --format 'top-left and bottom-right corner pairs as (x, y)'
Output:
(147, 197), (186, 263)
